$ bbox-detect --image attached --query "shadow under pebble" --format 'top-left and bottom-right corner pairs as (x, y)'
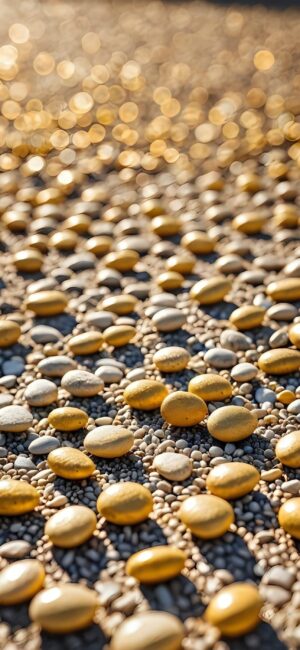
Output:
(141, 574), (204, 621)
(196, 532), (258, 582)
(41, 624), (107, 650)
(225, 622), (288, 650)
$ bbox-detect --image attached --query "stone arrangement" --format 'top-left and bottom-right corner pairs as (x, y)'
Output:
(0, 1), (300, 649)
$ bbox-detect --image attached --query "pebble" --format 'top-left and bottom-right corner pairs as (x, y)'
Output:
(267, 303), (297, 322)
(276, 430), (300, 467)
(153, 452), (193, 481)
(48, 407), (88, 431)
(0, 320), (21, 347)
(160, 391), (207, 426)
(38, 355), (77, 377)
(110, 611), (184, 650)
(47, 447), (95, 479)
(207, 405), (258, 442)
(24, 379), (58, 406)
(85, 310), (116, 329)
(205, 583), (263, 636)
(28, 435), (60, 455)
(25, 290), (68, 315)
(68, 331), (103, 355)
(95, 365), (123, 383)
(0, 559), (45, 605)
(220, 329), (251, 351)
(289, 322), (300, 348)
(207, 462), (260, 499)
(29, 584), (98, 633)
(126, 546), (186, 583)
(262, 566), (295, 590)
(279, 498), (300, 539)
(30, 325), (62, 343)
(231, 362), (258, 382)
(123, 379), (168, 410)
(258, 348), (300, 374)
(267, 278), (300, 302)
(0, 405), (33, 432)
(190, 276), (231, 304)
(97, 482), (153, 525)
(152, 308), (186, 332)
(61, 369), (103, 397)
(2, 358), (24, 376)
(84, 425), (134, 458)
(204, 348), (237, 369)
(179, 494), (234, 538)
(229, 305), (265, 330)
(102, 324), (136, 347)
(45, 505), (97, 547)
(0, 479), (39, 515)
(0, 540), (32, 559)
(153, 346), (190, 372)
(188, 374), (232, 401)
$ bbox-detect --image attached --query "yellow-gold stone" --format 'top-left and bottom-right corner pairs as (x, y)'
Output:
(258, 348), (300, 374)
(126, 545), (186, 583)
(111, 612), (184, 650)
(267, 278), (300, 302)
(29, 584), (98, 633)
(84, 426), (134, 458)
(179, 494), (234, 538)
(102, 324), (136, 347)
(276, 431), (300, 468)
(160, 391), (207, 426)
(278, 498), (300, 539)
(0, 479), (40, 515)
(207, 405), (258, 442)
(0, 560), (45, 605)
(205, 583), (263, 636)
(97, 481), (153, 525)
(68, 332), (103, 355)
(0, 320), (21, 347)
(124, 379), (168, 410)
(289, 323), (300, 349)
(48, 407), (88, 431)
(207, 462), (260, 499)
(229, 305), (265, 330)
(153, 346), (190, 372)
(190, 276), (231, 304)
(188, 374), (232, 402)
(25, 291), (68, 316)
(47, 447), (95, 479)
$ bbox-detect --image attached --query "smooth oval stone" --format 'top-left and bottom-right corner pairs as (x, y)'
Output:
(229, 305), (265, 330)
(267, 303), (297, 322)
(95, 365), (123, 383)
(85, 235), (112, 256)
(38, 356), (76, 377)
(61, 370), (103, 397)
(84, 426), (134, 458)
(153, 452), (193, 481)
(215, 254), (244, 274)
(29, 584), (98, 633)
(153, 346), (190, 372)
(0, 320), (21, 347)
(231, 363), (258, 382)
(157, 271), (184, 291)
(204, 348), (237, 369)
(152, 308), (186, 332)
(190, 276), (231, 304)
(0, 479), (39, 515)
(101, 294), (137, 315)
(258, 348), (300, 374)
(181, 230), (215, 254)
(26, 290), (68, 316)
(47, 447), (95, 479)
(45, 505), (97, 547)
(97, 482), (153, 525)
(0, 405), (33, 432)
(124, 380), (168, 410)
(28, 435), (60, 455)
(150, 293), (177, 307)
(111, 611), (184, 650)
(189, 375), (232, 401)
(0, 540), (32, 559)
(48, 407), (88, 431)
(24, 379), (58, 406)
(105, 249), (139, 271)
(68, 332), (103, 355)
(220, 329), (251, 351)
(179, 494), (234, 538)
(207, 462), (260, 499)
(276, 431), (300, 468)
(284, 259), (300, 277)
(289, 323), (300, 349)
(30, 325), (62, 344)
(279, 498), (300, 539)
(85, 310), (117, 330)
(166, 253), (195, 274)
(14, 249), (43, 272)
(126, 545), (186, 583)
(103, 325), (136, 347)
(0, 559), (45, 605)
(267, 278), (300, 302)
(205, 583), (263, 636)
(233, 212), (266, 234)
(207, 405), (258, 442)
(160, 391), (207, 426)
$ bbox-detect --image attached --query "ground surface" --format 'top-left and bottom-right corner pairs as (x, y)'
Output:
(0, 0), (300, 649)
